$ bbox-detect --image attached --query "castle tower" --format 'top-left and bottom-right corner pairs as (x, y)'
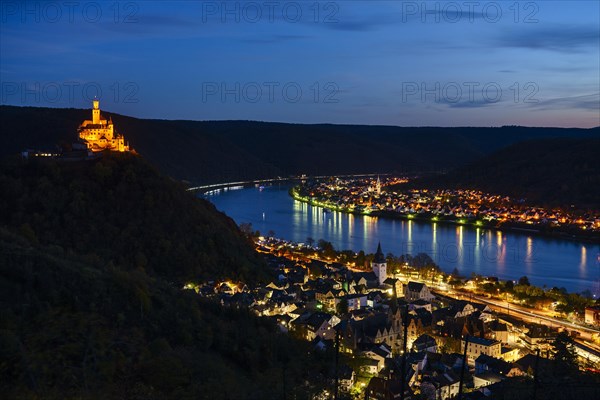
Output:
(372, 242), (387, 286)
(92, 99), (100, 124)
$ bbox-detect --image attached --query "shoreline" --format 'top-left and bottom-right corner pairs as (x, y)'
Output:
(260, 236), (600, 330)
(289, 187), (600, 245)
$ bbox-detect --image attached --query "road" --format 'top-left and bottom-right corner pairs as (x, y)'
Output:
(435, 288), (600, 358)
(451, 291), (600, 338)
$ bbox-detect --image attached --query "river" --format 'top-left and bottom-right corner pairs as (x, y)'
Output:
(204, 184), (600, 294)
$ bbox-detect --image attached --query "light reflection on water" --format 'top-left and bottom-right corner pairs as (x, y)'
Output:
(206, 185), (600, 294)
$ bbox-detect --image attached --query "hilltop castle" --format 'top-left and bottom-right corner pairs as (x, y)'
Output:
(78, 100), (129, 152)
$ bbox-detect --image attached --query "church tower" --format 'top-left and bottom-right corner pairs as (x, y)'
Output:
(92, 99), (100, 124)
(372, 242), (387, 286)
(376, 176), (382, 195)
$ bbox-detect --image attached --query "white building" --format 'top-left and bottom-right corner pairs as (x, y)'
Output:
(404, 281), (435, 302)
(371, 242), (387, 286)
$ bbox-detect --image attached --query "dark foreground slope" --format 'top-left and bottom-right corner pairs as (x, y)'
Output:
(0, 154), (330, 399)
(406, 138), (600, 209)
(2, 105), (598, 185)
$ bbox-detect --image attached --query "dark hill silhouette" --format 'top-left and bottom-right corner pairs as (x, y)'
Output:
(0, 153), (332, 399)
(2, 105), (598, 185)
(403, 137), (600, 209)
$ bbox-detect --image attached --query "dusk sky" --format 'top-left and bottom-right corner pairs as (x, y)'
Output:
(1, 1), (599, 127)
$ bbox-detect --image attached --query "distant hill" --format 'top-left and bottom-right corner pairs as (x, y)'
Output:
(0, 154), (331, 399)
(2, 105), (598, 185)
(403, 138), (600, 209)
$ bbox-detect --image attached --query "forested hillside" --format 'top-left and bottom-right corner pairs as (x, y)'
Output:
(2, 105), (597, 185)
(0, 154), (265, 282)
(404, 138), (600, 209)
(0, 154), (332, 399)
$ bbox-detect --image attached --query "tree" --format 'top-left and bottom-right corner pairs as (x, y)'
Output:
(356, 251), (366, 269)
(526, 286), (544, 297)
(518, 276), (530, 286)
(306, 237), (315, 247)
(555, 302), (575, 315)
(412, 253), (438, 270)
(317, 239), (336, 259)
(471, 272), (482, 281)
(336, 298), (348, 315)
(481, 283), (496, 295)
(309, 263), (324, 278)
(239, 222), (253, 237)
(439, 337), (461, 353)
(19, 223), (38, 245)
(551, 332), (578, 375)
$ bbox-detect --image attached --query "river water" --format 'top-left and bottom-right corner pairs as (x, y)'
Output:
(205, 184), (600, 294)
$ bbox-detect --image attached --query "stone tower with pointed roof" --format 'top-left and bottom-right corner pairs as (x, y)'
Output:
(372, 242), (387, 286)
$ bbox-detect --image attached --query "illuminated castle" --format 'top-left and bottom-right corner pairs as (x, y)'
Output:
(78, 100), (129, 152)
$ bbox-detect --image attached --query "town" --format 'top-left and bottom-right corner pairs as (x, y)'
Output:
(184, 238), (600, 399)
(291, 177), (600, 235)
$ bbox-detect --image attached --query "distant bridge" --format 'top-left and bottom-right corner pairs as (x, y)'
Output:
(187, 173), (390, 193)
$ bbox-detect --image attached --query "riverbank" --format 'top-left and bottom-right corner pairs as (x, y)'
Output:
(207, 182), (598, 293)
(289, 186), (600, 244)
(260, 236), (599, 328)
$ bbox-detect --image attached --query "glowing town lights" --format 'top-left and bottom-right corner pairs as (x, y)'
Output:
(292, 178), (599, 233)
(183, 283), (200, 293)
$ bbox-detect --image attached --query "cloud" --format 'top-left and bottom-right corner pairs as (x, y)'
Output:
(540, 66), (596, 73)
(328, 14), (473, 32)
(136, 14), (198, 28)
(444, 98), (502, 109)
(239, 34), (310, 44)
(315, 4), (403, 32)
(404, 10), (488, 23)
(495, 25), (600, 53)
(319, 9), (488, 32)
(324, 20), (381, 32)
(527, 93), (600, 112)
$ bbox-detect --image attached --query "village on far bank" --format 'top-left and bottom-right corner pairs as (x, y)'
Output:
(184, 237), (600, 400)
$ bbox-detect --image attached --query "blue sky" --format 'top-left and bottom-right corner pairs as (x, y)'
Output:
(1, 1), (599, 127)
